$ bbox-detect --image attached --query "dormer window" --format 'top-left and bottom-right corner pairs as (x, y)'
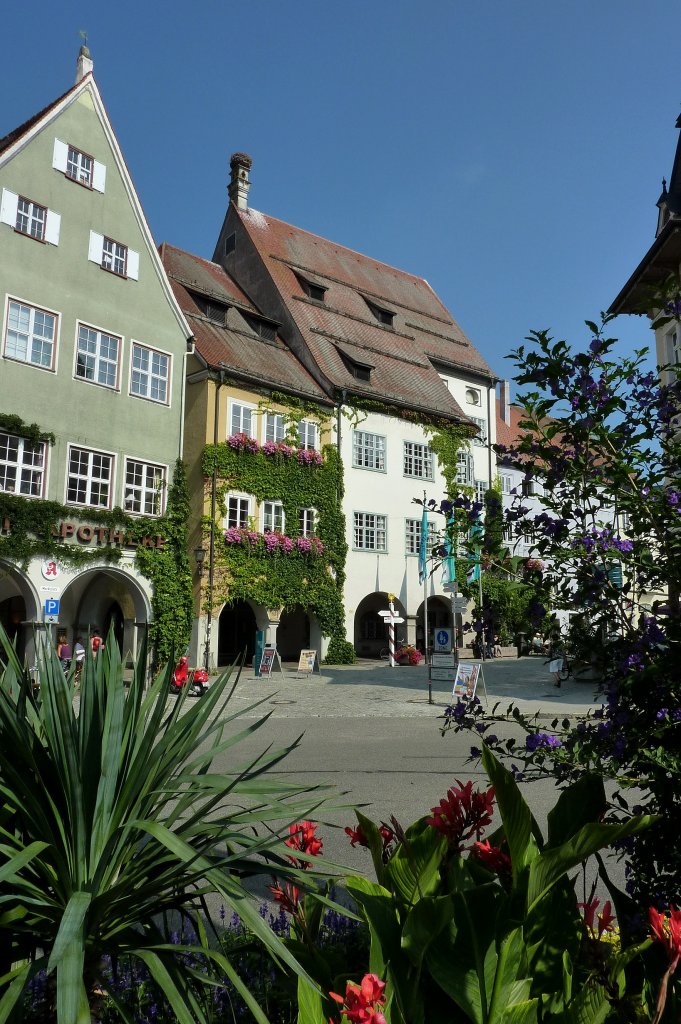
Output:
(243, 313), (277, 342)
(297, 275), (327, 302)
(192, 293), (229, 326)
(364, 298), (395, 328)
(339, 348), (373, 382)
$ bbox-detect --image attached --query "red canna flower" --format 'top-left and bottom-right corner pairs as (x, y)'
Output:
(649, 906), (681, 965)
(268, 880), (300, 914)
(345, 824), (369, 848)
(578, 897), (616, 939)
(329, 973), (387, 1024)
(471, 839), (511, 875)
(285, 820), (323, 867)
(426, 780), (496, 851)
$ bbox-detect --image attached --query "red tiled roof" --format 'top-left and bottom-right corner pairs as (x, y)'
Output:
(233, 206), (495, 422)
(161, 244), (328, 402)
(495, 400), (527, 448)
(0, 82), (80, 156)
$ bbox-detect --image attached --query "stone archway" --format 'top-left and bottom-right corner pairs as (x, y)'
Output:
(415, 596), (453, 654)
(353, 592), (407, 658)
(59, 566), (150, 666)
(217, 600), (258, 667)
(277, 606), (311, 661)
(0, 560), (40, 666)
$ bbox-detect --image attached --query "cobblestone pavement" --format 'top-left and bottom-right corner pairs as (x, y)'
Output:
(215, 654), (602, 720)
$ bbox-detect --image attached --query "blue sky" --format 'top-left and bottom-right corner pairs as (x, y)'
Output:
(3, 1), (679, 389)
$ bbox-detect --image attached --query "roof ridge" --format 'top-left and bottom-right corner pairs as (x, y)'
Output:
(0, 80), (81, 156)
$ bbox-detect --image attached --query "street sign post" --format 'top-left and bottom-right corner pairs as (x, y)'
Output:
(378, 603), (405, 667)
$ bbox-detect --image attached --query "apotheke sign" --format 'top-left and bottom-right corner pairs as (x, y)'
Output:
(0, 517), (166, 551)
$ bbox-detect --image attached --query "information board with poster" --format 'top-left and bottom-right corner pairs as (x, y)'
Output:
(259, 647), (283, 677)
(452, 663), (481, 699)
(297, 649), (319, 674)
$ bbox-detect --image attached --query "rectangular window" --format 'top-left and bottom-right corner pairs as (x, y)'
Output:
(124, 459), (166, 516)
(66, 446), (113, 509)
(16, 197), (46, 240)
(0, 432), (45, 497)
(299, 508), (316, 537)
(501, 474), (513, 494)
(405, 518), (438, 556)
(354, 512), (387, 551)
(470, 417), (488, 445)
(130, 343), (170, 404)
(102, 236), (127, 276)
(75, 324), (120, 388)
(456, 451), (474, 486)
(403, 441), (433, 479)
(226, 493), (252, 529)
(503, 523), (514, 542)
(4, 299), (57, 369)
(230, 402), (255, 437)
(298, 420), (318, 450)
(67, 145), (93, 187)
(262, 500), (284, 533)
(475, 480), (488, 503)
(265, 413), (286, 443)
(353, 431), (385, 471)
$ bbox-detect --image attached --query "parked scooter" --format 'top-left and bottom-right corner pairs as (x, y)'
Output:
(170, 655), (210, 697)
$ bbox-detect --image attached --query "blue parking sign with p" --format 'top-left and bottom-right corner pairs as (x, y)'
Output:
(45, 598), (60, 620)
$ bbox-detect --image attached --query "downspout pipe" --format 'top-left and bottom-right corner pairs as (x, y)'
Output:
(204, 369), (225, 673)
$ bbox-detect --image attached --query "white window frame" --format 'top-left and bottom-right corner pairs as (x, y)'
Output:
(65, 445), (114, 510)
(0, 189), (60, 246)
(261, 500), (285, 533)
(225, 492), (253, 530)
(299, 507), (316, 537)
(298, 420), (318, 451)
(352, 430), (386, 472)
(475, 480), (488, 503)
(102, 236), (127, 276)
(123, 458), (167, 516)
(664, 327), (681, 377)
(3, 297), (58, 371)
(403, 440), (434, 480)
(501, 474), (513, 494)
(53, 139), (106, 192)
(405, 517), (438, 556)
(353, 511), (388, 552)
(470, 417), (488, 445)
(465, 387), (482, 406)
(229, 400), (257, 438)
(265, 412), (286, 443)
(0, 432), (46, 498)
(456, 451), (474, 486)
(129, 342), (171, 405)
(88, 231), (138, 279)
(75, 322), (121, 390)
(67, 146), (93, 187)
(16, 196), (46, 240)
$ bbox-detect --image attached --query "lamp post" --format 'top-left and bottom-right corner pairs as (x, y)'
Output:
(194, 546), (206, 578)
(194, 545), (211, 671)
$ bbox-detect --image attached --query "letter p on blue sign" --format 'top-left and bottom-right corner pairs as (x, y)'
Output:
(44, 598), (60, 622)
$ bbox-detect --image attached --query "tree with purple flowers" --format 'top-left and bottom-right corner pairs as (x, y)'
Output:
(442, 315), (681, 912)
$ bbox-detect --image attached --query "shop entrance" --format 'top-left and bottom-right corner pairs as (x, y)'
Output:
(217, 600), (257, 667)
(59, 567), (150, 666)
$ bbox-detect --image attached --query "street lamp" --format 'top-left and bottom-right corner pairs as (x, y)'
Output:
(194, 546), (206, 578)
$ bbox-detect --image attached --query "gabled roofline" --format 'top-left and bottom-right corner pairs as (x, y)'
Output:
(608, 220), (681, 316)
(0, 74), (193, 343)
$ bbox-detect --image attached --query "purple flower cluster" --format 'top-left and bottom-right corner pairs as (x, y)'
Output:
(526, 732), (562, 751)
(572, 527), (633, 555)
(227, 433), (323, 465)
(224, 528), (324, 555)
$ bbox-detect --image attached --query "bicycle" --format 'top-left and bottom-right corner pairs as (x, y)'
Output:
(559, 656), (572, 681)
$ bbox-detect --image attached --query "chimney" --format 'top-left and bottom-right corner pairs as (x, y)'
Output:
(75, 44), (93, 84)
(500, 380), (511, 426)
(228, 152), (252, 210)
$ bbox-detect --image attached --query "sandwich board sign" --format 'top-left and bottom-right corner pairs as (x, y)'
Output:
(297, 649), (319, 674)
(452, 663), (481, 699)
(259, 647), (283, 676)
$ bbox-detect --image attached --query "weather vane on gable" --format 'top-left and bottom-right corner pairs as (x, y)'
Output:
(79, 29), (88, 48)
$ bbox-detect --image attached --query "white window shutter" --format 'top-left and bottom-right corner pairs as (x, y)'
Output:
(0, 189), (18, 227)
(126, 249), (139, 280)
(52, 139), (69, 173)
(44, 210), (61, 246)
(88, 230), (104, 264)
(92, 160), (106, 193)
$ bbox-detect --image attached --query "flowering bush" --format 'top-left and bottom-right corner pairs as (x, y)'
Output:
(439, 316), (681, 914)
(394, 643), (423, 665)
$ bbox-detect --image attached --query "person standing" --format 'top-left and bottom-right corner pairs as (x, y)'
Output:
(74, 637), (85, 682)
(57, 633), (72, 672)
(547, 636), (565, 688)
(91, 629), (104, 657)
